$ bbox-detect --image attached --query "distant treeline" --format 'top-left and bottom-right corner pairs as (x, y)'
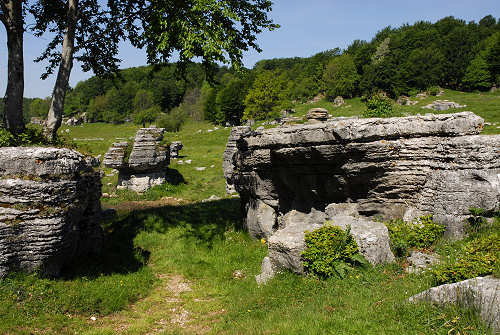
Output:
(23, 15), (500, 127)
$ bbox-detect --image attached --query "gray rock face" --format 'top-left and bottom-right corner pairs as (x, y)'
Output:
(170, 141), (183, 158)
(255, 210), (394, 284)
(409, 276), (500, 332)
(406, 251), (440, 274)
(423, 100), (465, 111)
(103, 128), (170, 192)
(328, 215), (395, 265)
(230, 112), (499, 238)
(222, 126), (251, 194)
(333, 96), (345, 107)
(0, 147), (102, 277)
(306, 108), (329, 122)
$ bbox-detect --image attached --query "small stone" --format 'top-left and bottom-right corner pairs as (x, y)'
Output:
(207, 129), (213, 133)
(210, 165), (215, 168)
(177, 160), (184, 165)
(195, 167), (206, 171)
(232, 270), (245, 279)
(185, 160), (192, 164)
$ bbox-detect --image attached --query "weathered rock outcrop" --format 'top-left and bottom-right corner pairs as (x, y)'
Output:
(103, 128), (170, 193)
(410, 276), (500, 332)
(170, 141), (183, 158)
(223, 126), (251, 194)
(230, 112), (500, 239)
(255, 210), (395, 284)
(0, 147), (102, 277)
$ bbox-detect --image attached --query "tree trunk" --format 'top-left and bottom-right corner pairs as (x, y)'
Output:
(44, 0), (78, 142)
(1, 0), (25, 134)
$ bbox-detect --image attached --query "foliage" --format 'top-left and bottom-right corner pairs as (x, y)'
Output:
(133, 105), (160, 127)
(462, 55), (493, 91)
(432, 232), (500, 284)
(243, 70), (288, 120)
(363, 92), (395, 118)
(322, 54), (360, 99)
(302, 224), (368, 278)
(427, 85), (441, 96)
(156, 107), (187, 132)
(0, 126), (59, 147)
(466, 207), (489, 234)
(385, 215), (445, 257)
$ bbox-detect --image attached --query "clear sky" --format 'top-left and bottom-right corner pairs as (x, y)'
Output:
(1, 0), (500, 98)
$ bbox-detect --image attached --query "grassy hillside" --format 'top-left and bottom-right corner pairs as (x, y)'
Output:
(1, 90), (499, 334)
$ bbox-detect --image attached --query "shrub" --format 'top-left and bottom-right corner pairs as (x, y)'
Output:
(302, 224), (368, 278)
(0, 126), (65, 147)
(466, 207), (489, 234)
(362, 92), (395, 118)
(385, 215), (445, 257)
(156, 106), (187, 132)
(432, 232), (500, 284)
(0, 128), (15, 146)
(427, 86), (441, 96)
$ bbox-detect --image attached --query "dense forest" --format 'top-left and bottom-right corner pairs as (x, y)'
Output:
(20, 15), (500, 128)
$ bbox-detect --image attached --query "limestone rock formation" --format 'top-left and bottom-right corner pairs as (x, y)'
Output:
(333, 96), (345, 107)
(103, 128), (170, 193)
(406, 251), (440, 274)
(222, 126), (251, 194)
(256, 210), (395, 284)
(230, 112), (499, 239)
(422, 100), (465, 111)
(409, 276), (500, 332)
(170, 141), (183, 158)
(306, 108), (329, 122)
(0, 147), (102, 277)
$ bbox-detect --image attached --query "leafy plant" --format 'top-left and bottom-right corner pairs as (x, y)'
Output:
(385, 215), (445, 257)
(302, 224), (368, 278)
(156, 106), (187, 132)
(466, 207), (488, 234)
(362, 92), (395, 118)
(427, 85), (441, 96)
(432, 232), (500, 284)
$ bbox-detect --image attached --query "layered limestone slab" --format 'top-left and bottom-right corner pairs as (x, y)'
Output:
(410, 276), (500, 332)
(103, 127), (170, 192)
(230, 112), (500, 239)
(0, 147), (102, 277)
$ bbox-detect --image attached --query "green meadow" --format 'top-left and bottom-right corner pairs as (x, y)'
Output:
(1, 90), (499, 335)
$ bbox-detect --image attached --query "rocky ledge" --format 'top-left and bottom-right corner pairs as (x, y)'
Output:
(0, 147), (102, 277)
(103, 127), (170, 192)
(229, 112), (499, 239)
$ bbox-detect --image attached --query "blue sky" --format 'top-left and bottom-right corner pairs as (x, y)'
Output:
(1, 0), (500, 98)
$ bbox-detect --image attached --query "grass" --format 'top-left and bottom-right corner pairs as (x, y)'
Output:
(1, 90), (499, 334)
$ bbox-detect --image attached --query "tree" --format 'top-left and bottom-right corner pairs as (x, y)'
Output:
(462, 55), (493, 90)
(28, 0), (277, 141)
(133, 89), (154, 113)
(30, 98), (51, 118)
(322, 54), (359, 99)
(0, 0), (25, 134)
(133, 105), (160, 127)
(243, 71), (288, 120)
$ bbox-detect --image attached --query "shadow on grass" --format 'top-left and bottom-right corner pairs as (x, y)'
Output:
(62, 198), (243, 279)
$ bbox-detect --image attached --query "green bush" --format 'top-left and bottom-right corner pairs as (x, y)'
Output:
(0, 126), (59, 147)
(156, 106), (187, 132)
(362, 92), (395, 118)
(427, 86), (441, 96)
(432, 232), (500, 284)
(466, 207), (489, 234)
(385, 215), (445, 257)
(302, 224), (368, 278)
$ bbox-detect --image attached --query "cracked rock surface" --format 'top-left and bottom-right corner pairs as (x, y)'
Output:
(0, 147), (102, 277)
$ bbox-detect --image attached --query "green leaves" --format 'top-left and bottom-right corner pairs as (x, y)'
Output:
(302, 224), (367, 279)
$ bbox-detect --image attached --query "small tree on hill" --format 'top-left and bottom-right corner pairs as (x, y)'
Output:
(243, 71), (287, 120)
(462, 55), (493, 90)
(322, 54), (359, 99)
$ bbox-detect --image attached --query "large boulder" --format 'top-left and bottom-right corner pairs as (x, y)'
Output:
(256, 210), (395, 284)
(230, 112), (499, 238)
(0, 147), (102, 277)
(103, 128), (170, 193)
(409, 276), (500, 332)
(222, 126), (251, 194)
